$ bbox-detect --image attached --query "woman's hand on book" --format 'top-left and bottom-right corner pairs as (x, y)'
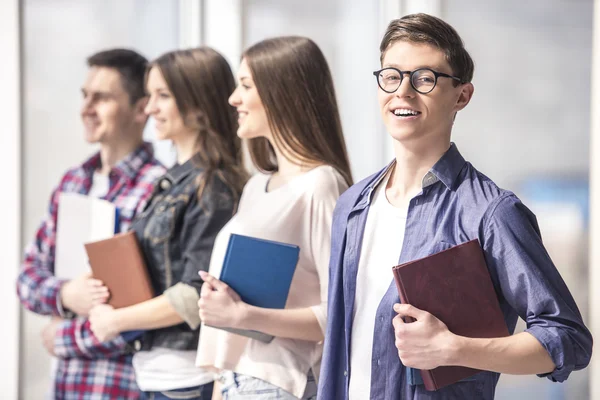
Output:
(198, 271), (247, 329)
(392, 303), (457, 370)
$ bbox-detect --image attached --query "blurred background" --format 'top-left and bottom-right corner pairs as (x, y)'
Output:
(1, 0), (597, 398)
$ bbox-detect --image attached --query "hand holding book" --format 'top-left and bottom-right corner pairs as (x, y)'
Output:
(198, 270), (246, 329)
(392, 302), (456, 371)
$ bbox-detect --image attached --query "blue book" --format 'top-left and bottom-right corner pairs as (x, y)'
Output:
(212, 234), (300, 342)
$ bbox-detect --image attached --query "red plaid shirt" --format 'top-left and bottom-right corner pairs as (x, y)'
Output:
(17, 142), (166, 400)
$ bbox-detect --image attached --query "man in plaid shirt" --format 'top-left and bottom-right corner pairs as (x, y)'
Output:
(16, 49), (166, 399)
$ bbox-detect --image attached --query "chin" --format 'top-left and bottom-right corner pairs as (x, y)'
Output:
(84, 131), (102, 144)
(236, 127), (257, 139)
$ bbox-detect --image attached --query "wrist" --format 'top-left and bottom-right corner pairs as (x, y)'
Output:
(112, 309), (129, 333)
(445, 333), (467, 366)
(59, 281), (72, 311)
(237, 303), (254, 330)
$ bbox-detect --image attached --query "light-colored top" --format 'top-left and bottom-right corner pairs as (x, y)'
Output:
(133, 348), (215, 391)
(196, 165), (348, 398)
(89, 171), (110, 198)
(349, 171), (408, 400)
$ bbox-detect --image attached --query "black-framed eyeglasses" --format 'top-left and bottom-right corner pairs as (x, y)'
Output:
(373, 67), (464, 94)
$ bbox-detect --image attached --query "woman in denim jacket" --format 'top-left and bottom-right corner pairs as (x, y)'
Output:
(89, 47), (247, 400)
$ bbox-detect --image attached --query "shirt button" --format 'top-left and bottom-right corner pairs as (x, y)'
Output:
(377, 359), (381, 366)
(380, 316), (384, 322)
(134, 340), (141, 351)
(160, 179), (171, 190)
(344, 370), (348, 377)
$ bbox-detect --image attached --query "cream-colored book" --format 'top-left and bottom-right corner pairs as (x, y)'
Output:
(54, 192), (118, 280)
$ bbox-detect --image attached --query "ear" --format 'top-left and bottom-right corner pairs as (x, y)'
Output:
(133, 96), (149, 124)
(453, 82), (474, 112)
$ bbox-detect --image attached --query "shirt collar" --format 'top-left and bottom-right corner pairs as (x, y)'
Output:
(163, 155), (201, 185)
(361, 142), (466, 196)
(81, 141), (156, 181)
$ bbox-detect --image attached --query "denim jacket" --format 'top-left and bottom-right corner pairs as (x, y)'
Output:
(131, 156), (237, 350)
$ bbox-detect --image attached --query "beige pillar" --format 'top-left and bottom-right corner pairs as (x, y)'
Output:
(0, 0), (21, 397)
(590, 1), (600, 398)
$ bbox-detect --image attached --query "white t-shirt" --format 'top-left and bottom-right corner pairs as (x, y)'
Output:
(349, 171), (408, 400)
(133, 348), (215, 391)
(196, 165), (348, 399)
(88, 171), (110, 198)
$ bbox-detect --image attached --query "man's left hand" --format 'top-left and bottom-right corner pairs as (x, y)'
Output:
(41, 317), (63, 357)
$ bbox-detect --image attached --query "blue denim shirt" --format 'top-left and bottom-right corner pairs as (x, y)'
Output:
(318, 144), (592, 400)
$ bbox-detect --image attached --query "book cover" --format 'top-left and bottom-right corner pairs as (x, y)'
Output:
(392, 239), (509, 391)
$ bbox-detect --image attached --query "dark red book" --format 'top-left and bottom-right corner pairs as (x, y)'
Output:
(392, 239), (509, 391)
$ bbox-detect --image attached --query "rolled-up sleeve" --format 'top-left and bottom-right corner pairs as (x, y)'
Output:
(482, 194), (592, 382)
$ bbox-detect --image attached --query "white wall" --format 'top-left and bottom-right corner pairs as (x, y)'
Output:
(20, 1), (179, 398)
(0, 1), (21, 398)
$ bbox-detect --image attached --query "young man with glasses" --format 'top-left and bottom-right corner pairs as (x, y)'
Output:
(318, 13), (592, 400)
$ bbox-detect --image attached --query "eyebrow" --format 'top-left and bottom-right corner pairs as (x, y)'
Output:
(239, 76), (252, 83)
(81, 88), (112, 96)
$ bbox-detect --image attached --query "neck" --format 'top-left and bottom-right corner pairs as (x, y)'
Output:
(98, 134), (143, 175)
(387, 135), (450, 204)
(173, 133), (197, 165)
(271, 141), (317, 178)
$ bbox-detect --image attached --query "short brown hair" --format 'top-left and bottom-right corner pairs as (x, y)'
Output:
(380, 13), (474, 83)
(149, 47), (247, 208)
(87, 48), (148, 104)
(243, 36), (353, 187)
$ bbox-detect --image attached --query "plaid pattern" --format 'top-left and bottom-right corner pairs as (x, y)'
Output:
(17, 142), (166, 400)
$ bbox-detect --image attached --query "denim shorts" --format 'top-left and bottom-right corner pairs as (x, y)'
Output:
(219, 371), (317, 400)
(141, 382), (214, 400)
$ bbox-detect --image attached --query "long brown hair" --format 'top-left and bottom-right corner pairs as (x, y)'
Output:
(150, 47), (248, 208)
(243, 36), (353, 187)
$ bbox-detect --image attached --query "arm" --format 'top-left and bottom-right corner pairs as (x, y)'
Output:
(16, 187), (67, 316)
(480, 195), (592, 380)
(199, 272), (324, 342)
(53, 317), (131, 359)
(90, 186), (235, 340)
(393, 195), (592, 380)
(17, 185), (107, 317)
(392, 304), (555, 374)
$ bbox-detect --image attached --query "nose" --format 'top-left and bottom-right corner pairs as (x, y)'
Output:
(229, 86), (241, 107)
(81, 96), (94, 116)
(145, 95), (158, 115)
(394, 73), (416, 99)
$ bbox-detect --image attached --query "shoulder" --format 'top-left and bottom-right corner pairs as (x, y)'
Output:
(241, 171), (269, 195)
(454, 162), (537, 228)
(454, 162), (516, 211)
(305, 165), (349, 202)
(334, 167), (382, 213)
(54, 164), (90, 194)
(137, 158), (167, 183)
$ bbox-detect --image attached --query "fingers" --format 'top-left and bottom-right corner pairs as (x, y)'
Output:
(393, 303), (426, 320)
(88, 279), (106, 288)
(199, 271), (229, 292)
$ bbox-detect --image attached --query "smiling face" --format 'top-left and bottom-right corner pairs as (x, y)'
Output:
(228, 58), (271, 140)
(144, 66), (191, 141)
(80, 66), (144, 144)
(378, 40), (473, 145)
